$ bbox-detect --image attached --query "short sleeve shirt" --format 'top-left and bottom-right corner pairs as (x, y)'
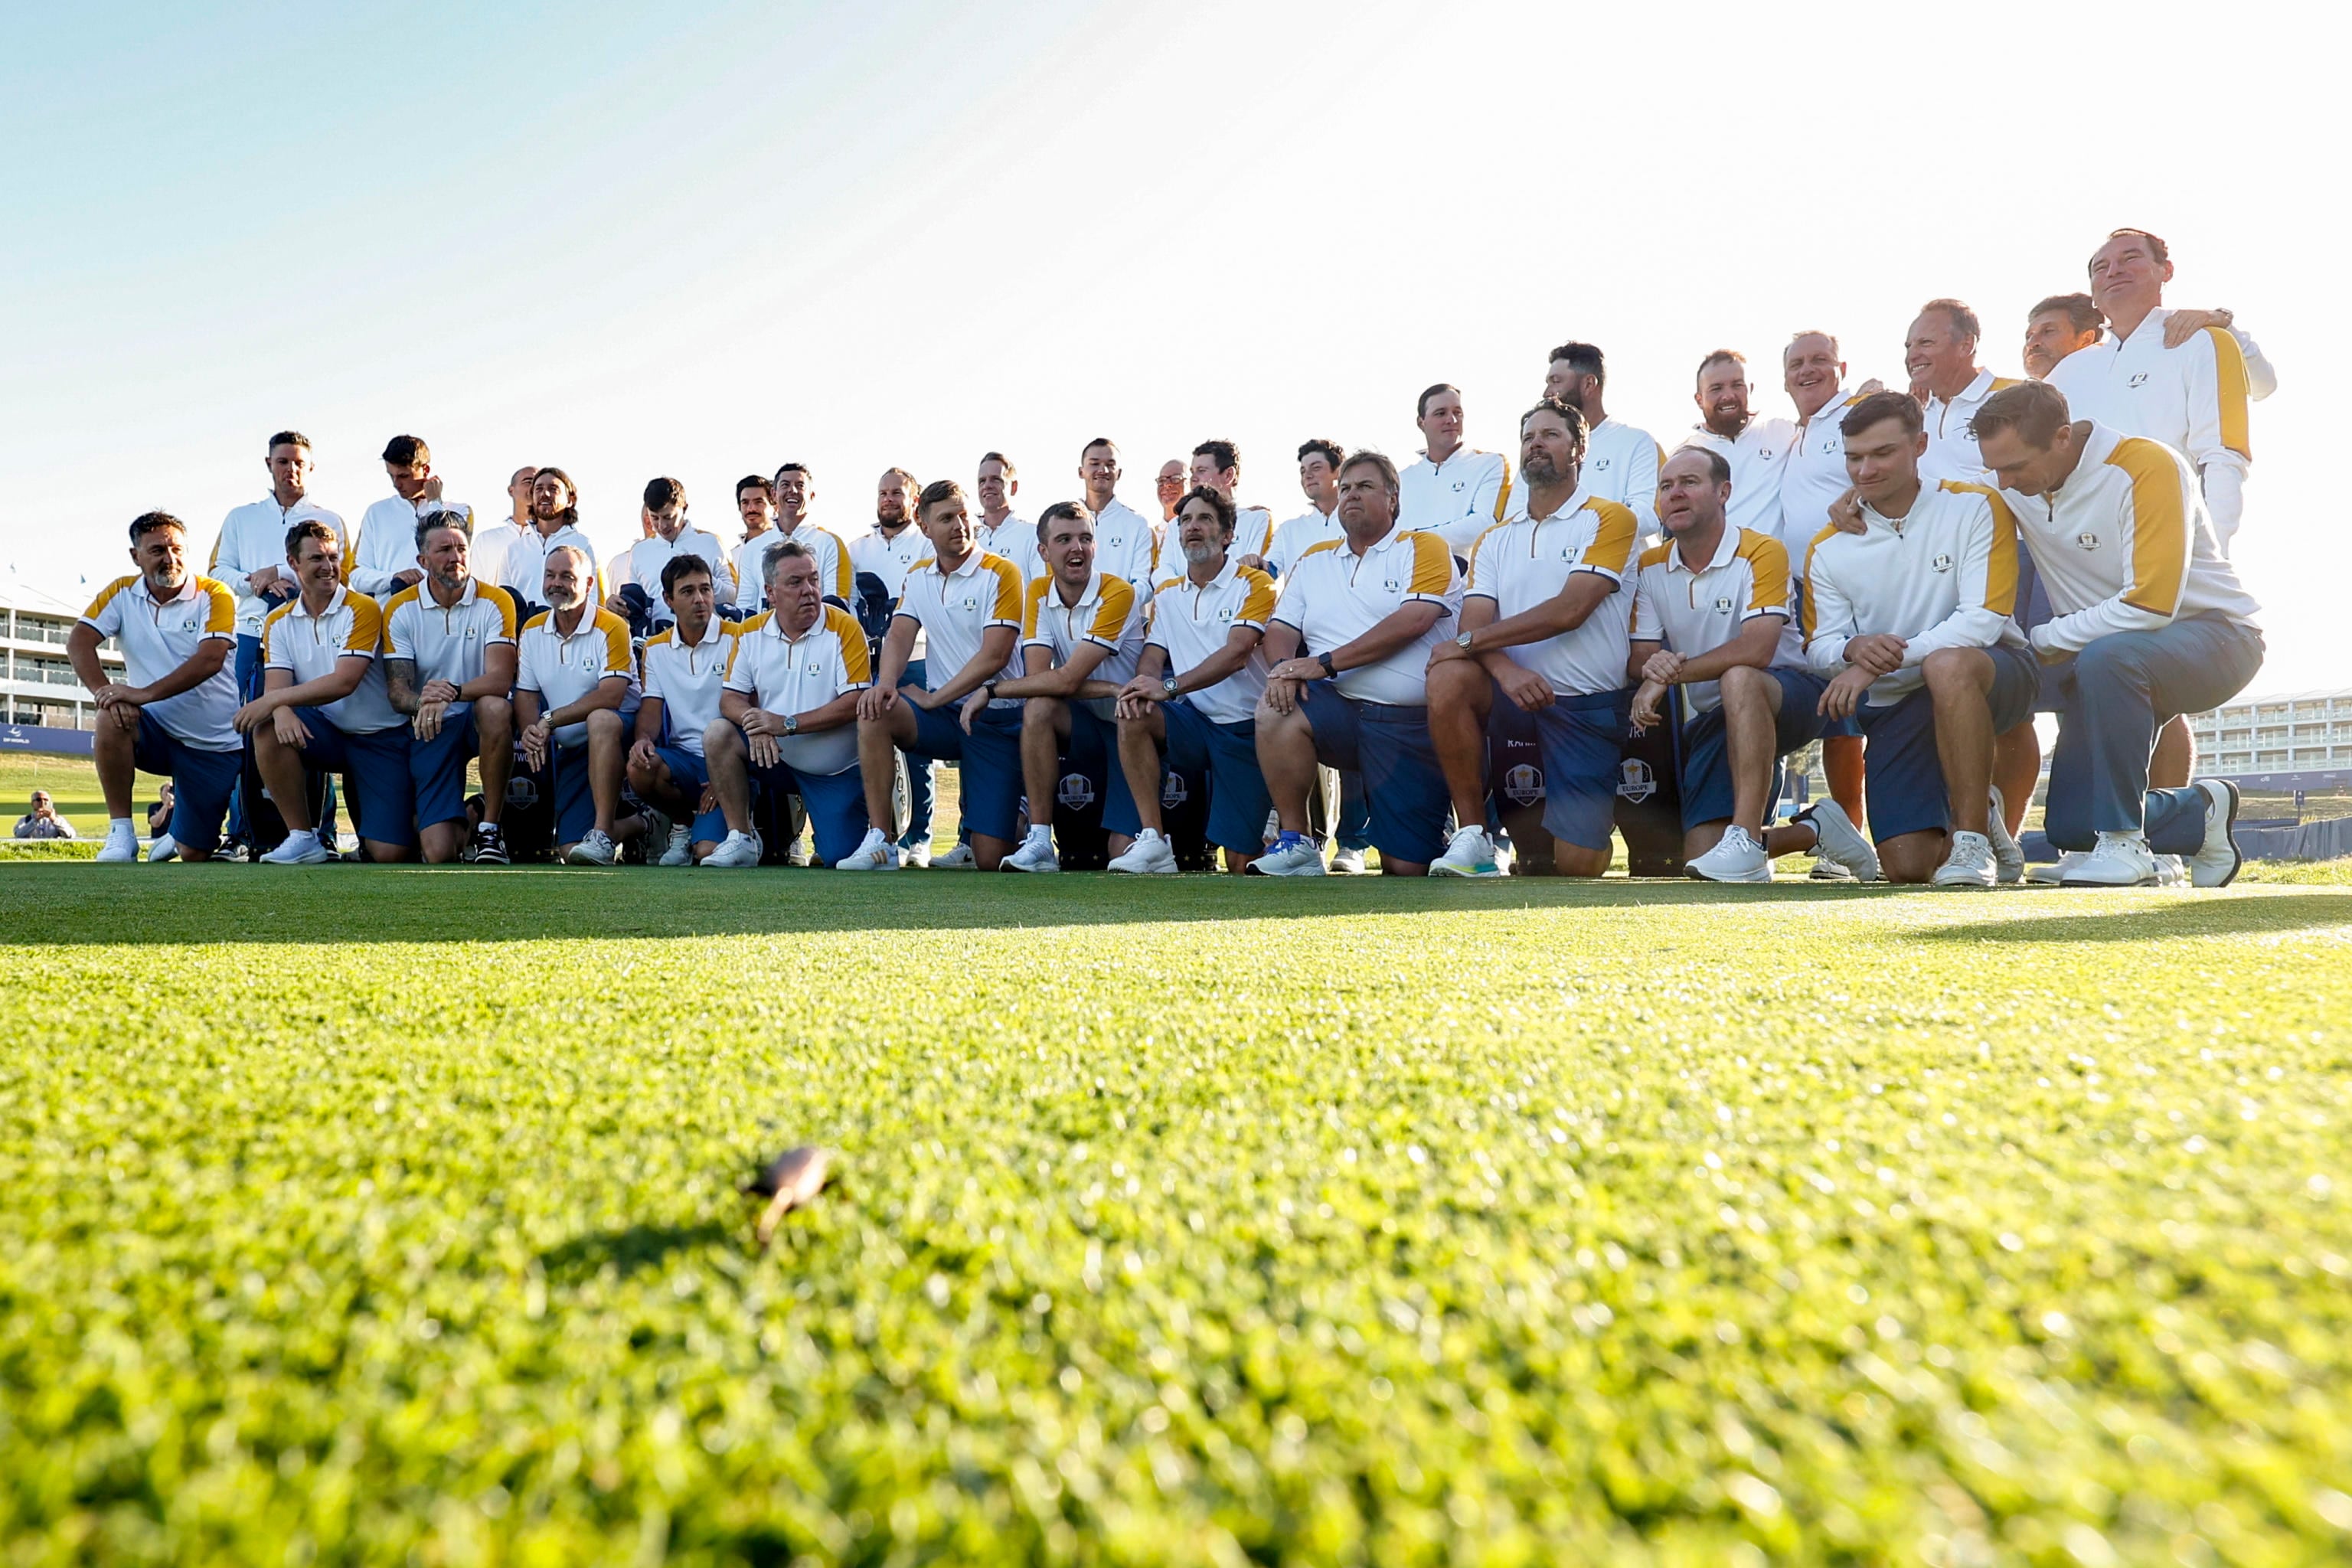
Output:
(81, 573), (240, 750)
(723, 604), (872, 776)
(262, 585), (402, 734)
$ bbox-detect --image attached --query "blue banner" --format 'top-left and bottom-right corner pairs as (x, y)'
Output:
(0, 723), (94, 756)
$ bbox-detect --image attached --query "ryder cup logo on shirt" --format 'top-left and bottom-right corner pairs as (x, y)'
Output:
(2076, 532), (2101, 550)
(2128, 373), (2149, 389)
(1594, 457), (1612, 473)
(1216, 605), (1236, 622)
(1713, 595), (1734, 613)
(959, 595), (978, 611)
(1383, 577), (1400, 593)
(1451, 479), (1466, 494)
(1932, 554), (1953, 573)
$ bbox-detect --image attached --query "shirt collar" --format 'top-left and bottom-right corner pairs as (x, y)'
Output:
(1952, 367), (1997, 406)
(933, 548), (984, 580)
(287, 583), (350, 621)
(1047, 570), (1105, 610)
(429, 575), (484, 610)
(1527, 484), (1593, 525)
(1666, 525), (1741, 576)
(673, 614), (727, 649)
(132, 574), (202, 606)
(540, 603), (600, 639)
(1348, 522), (1406, 560)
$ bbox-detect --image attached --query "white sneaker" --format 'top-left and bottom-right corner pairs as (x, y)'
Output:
(2189, 779), (2241, 887)
(1248, 835), (1328, 877)
(565, 828), (617, 865)
(1429, 825), (1504, 878)
(1328, 844), (1368, 875)
(260, 831), (330, 866)
(146, 837), (178, 862)
(96, 827), (141, 864)
(839, 828), (901, 871)
(901, 839), (933, 868)
(786, 841), (812, 867)
(1106, 831), (1178, 874)
(932, 842), (976, 869)
(1802, 801), (1880, 882)
(1806, 854), (1857, 882)
(702, 829), (762, 868)
(1687, 825), (1773, 884)
(1985, 789), (2024, 884)
(1003, 834), (1060, 873)
(2062, 831), (2161, 887)
(2027, 851), (2086, 885)
(2153, 853), (2186, 887)
(657, 822), (694, 867)
(1932, 830), (1998, 888)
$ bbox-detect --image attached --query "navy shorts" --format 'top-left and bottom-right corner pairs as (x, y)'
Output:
(750, 759), (870, 864)
(409, 710), (478, 831)
(1857, 642), (2042, 842)
(650, 744), (723, 843)
(1523, 685), (1632, 853)
(1297, 683), (1449, 866)
(902, 684), (1024, 842)
(1106, 698), (1272, 852)
(1679, 666), (1834, 829)
(548, 743), (603, 844)
(133, 711), (240, 854)
(286, 709), (416, 848)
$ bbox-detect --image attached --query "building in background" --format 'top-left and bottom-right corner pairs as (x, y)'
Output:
(2190, 689), (2352, 793)
(2, 576), (124, 736)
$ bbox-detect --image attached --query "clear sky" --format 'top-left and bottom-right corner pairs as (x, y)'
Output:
(3, 1), (2338, 689)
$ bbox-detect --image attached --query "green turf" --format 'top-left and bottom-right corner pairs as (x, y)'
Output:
(4, 868), (2350, 1566)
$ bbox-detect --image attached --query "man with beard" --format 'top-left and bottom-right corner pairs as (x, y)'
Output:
(1540, 342), (1661, 540)
(1423, 398), (1638, 880)
(1189, 439), (1275, 567)
(70, 512), (241, 862)
(1804, 392), (2038, 887)
(495, 467), (598, 622)
(974, 452), (1044, 586)
(354, 434), (467, 598)
(1626, 449), (1874, 884)
(1972, 381), (2260, 888)
(990, 502), (1147, 873)
(382, 511), (519, 864)
(1684, 351), (1795, 552)
(1105, 487), (1277, 875)
(849, 466), (939, 863)
(1398, 385), (1513, 554)
(1078, 438), (1164, 602)
(516, 544), (639, 865)
(2024, 294), (2105, 381)
(840, 480), (1026, 871)
(1252, 451), (1460, 877)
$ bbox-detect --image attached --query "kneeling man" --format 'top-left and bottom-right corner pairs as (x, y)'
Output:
(840, 480), (1027, 869)
(1426, 397), (1638, 878)
(1805, 391), (2039, 886)
(240, 520), (416, 863)
(1253, 451), (1460, 876)
(1628, 449), (1873, 883)
(629, 554), (742, 864)
(514, 544), (637, 864)
(990, 501), (1147, 872)
(704, 540), (872, 867)
(1106, 487), (1277, 874)
(384, 511), (518, 863)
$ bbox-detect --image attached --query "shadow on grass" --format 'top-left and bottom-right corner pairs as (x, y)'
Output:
(0, 863), (1894, 943)
(1922, 893), (2352, 945)
(540, 1220), (733, 1284)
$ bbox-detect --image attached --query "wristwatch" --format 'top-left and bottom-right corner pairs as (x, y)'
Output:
(1316, 651), (1338, 678)
(982, 680), (998, 702)
(782, 714), (799, 736)
(1455, 631), (1475, 652)
(1162, 674), (1181, 697)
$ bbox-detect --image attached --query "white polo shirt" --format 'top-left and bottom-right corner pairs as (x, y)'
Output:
(1683, 417), (1796, 555)
(1089, 498), (1163, 604)
(1780, 390), (1867, 544)
(1147, 557), (1276, 725)
(381, 576), (518, 719)
(1628, 527), (1802, 715)
(1996, 422), (2259, 656)
(1230, 505), (1276, 562)
(211, 495), (348, 636)
(2048, 309), (2254, 549)
(849, 524), (929, 602)
(354, 495), (471, 599)
(1021, 571), (1146, 717)
(494, 522), (599, 606)
(895, 549), (1025, 706)
(975, 514), (1046, 587)
(467, 519), (532, 596)
(736, 524), (855, 611)
(1921, 369), (2026, 485)
(621, 524), (738, 615)
(1399, 448), (1514, 553)
(723, 604), (871, 776)
(1502, 418), (1664, 541)
(261, 586), (402, 734)
(80, 573), (240, 750)
(1465, 489), (1639, 697)
(1802, 480), (2030, 707)
(515, 606), (635, 746)
(639, 615), (742, 757)
(1272, 525), (1460, 706)
(1266, 504), (1344, 578)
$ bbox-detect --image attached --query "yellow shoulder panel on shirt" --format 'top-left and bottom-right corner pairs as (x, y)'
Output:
(260, 599), (296, 661)
(910, 557), (936, 575)
(1235, 564), (1277, 626)
(827, 605), (873, 685)
(1465, 521), (1510, 580)
(1298, 539), (1344, 561)
(1021, 574), (1052, 639)
(1990, 377), (2021, 393)
(1405, 531), (1453, 595)
(983, 554), (1024, 619)
(1491, 453), (1514, 521)
(1934, 479), (2021, 612)
(643, 628), (674, 648)
(521, 610), (550, 632)
(379, 584), (422, 655)
(1579, 499), (1639, 573)
(485, 585), (519, 639)
(738, 611), (771, 635)
(83, 575), (137, 620)
(1636, 541), (1674, 571)
(593, 609), (632, 673)
(198, 577), (237, 633)
(2105, 437), (2189, 618)
(1734, 528), (1791, 613)
(1091, 575), (1137, 640)
(344, 590), (384, 655)
(1155, 576), (1183, 594)
(1798, 524), (1843, 642)
(2202, 325), (2253, 461)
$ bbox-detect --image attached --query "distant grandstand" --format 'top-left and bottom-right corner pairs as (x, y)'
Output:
(2, 576), (123, 752)
(2190, 688), (2352, 794)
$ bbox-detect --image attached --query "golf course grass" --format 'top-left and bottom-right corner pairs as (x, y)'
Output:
(3, 865), (2350, 1564)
